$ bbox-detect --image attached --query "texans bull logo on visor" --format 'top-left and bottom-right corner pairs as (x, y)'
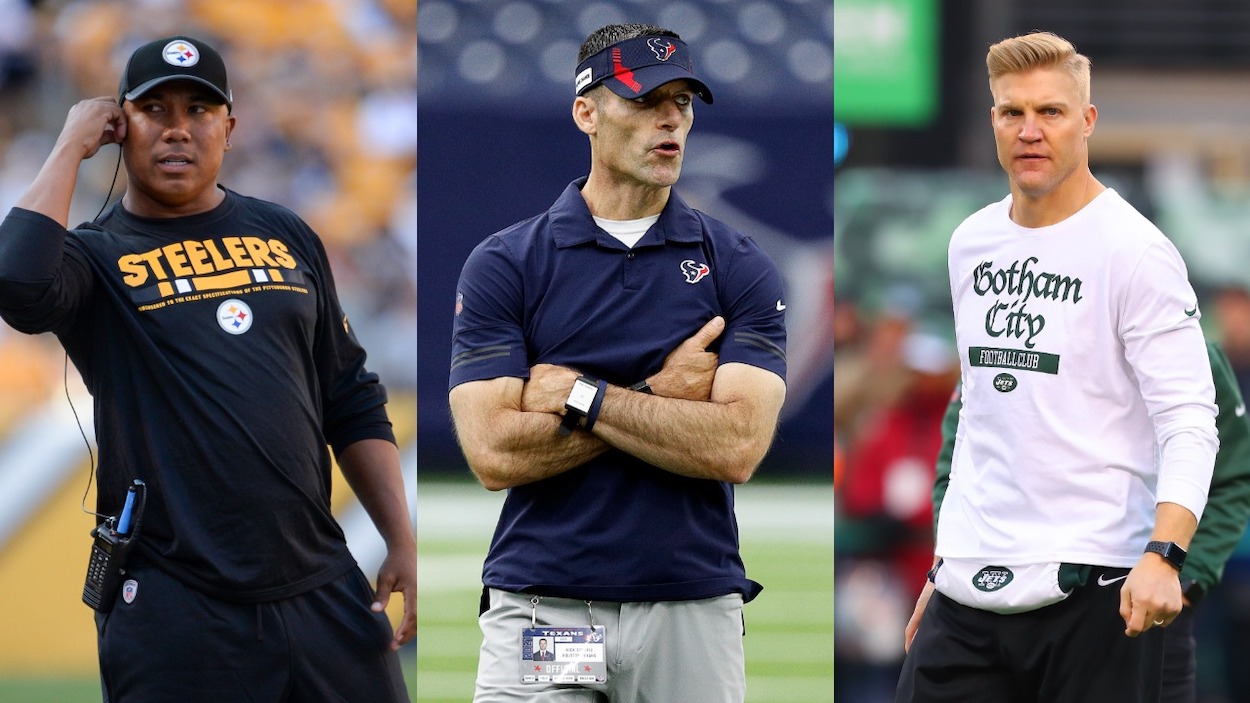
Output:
(574, 35), (714, 104)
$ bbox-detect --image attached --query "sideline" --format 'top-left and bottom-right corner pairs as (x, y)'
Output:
(416, 480), (834, 542)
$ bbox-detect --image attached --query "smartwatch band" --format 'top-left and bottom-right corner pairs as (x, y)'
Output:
(583, 379), (609, 431)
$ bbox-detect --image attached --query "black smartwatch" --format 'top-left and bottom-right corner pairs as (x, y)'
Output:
(559, 376), (599, 436)
(629, 379), (653, 394)
(1144, 540), (1187, 571)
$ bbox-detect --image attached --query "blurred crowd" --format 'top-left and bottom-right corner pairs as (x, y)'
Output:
(834, 278), (1250, 702)
(0, 0), (417, 429)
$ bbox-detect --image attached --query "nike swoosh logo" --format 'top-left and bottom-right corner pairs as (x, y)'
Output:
(1237, 404), (1246, 418)
(1185, 307), (1198, 317)
(1097, 574), (1129, 586)
(776, 300), (786, 311)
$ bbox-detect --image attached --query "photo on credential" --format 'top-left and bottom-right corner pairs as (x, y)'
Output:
(416, 1), (833, 700)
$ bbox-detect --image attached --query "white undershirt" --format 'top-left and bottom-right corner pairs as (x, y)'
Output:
(593, 214), (660, 249)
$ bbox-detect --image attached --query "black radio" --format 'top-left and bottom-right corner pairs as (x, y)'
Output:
(82, 480), (146, 612)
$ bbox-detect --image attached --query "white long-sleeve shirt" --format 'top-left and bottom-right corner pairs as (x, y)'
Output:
(937, 189), (1218, 568)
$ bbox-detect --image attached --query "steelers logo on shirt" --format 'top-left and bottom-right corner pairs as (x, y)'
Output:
(217, 299), (253, 335)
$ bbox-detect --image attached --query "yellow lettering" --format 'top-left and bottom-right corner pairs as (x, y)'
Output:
(242, 237), (277, 267)
(162, 243), (193, 278)
(268, 240), (297, 269)
(202, 240), (234, 271)
(136, 249), (169, 280)
(183, 240), (214, 275)
(222, 237), (255, 267)
(118, 254), (149, 287)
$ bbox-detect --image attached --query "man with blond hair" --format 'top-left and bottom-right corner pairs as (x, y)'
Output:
(896, 31), (1218, 702)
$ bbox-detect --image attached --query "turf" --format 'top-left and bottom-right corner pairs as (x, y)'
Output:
(0, 650), (417, 701)
(0, 481), (830, 702)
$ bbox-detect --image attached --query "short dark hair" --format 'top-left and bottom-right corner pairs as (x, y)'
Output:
(577, 23), (681, 63)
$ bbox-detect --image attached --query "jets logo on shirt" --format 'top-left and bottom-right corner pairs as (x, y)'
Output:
(217, 299), (253, 335)
(680, 259), (710, 284)
(973, 566), (1014, 592)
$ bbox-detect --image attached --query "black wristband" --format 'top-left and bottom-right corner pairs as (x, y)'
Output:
(583, 379), (608, 431)
(629, 379), (653, 394)
(1144, 540), (1187, 571)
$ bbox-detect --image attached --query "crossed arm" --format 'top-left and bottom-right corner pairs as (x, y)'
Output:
(449, 316), (787, 491)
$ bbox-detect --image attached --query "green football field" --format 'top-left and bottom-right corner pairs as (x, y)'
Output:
(417, 479), (834, 702)
(0, 651), (417, 702)
(0, 480), (829, 702)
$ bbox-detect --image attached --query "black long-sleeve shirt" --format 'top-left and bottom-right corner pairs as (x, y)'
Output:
(0, 189), (393, 601)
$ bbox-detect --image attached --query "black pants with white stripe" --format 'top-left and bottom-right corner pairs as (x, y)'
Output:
(896, 566), (1164, 703)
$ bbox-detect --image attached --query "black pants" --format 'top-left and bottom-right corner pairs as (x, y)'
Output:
(1161, 605), (1196, 703)
(897, 568), (1164, 703)
(95, 560), (410, 702)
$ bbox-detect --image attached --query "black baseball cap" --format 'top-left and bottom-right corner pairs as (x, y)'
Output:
(118, 36), (232, 109)
(575, 35), (713, 104)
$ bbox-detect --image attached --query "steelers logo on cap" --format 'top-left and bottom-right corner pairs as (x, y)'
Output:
(163, 40), (200, 68)
(217, 299), (253, 335)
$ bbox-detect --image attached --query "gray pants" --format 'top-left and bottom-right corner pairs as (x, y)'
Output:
(473, 588), (746, 702)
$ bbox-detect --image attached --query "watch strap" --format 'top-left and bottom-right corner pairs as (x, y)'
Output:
(1144, 540), (1187, 571)
(629, 379), (653, 394)
(583, 379), (609, 432)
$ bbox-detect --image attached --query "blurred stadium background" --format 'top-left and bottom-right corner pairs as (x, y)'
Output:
(0, 0), (416, 699)
(417, 0), (834, 701)
(836, 1), (1250, 701)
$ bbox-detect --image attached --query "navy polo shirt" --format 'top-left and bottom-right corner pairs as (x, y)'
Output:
(450, 178), (786, 603)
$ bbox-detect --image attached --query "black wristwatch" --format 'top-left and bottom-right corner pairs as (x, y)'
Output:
(1144, 540), (1187, 571)
(628, 379), (653, 394)
(559, 376), (599, 436)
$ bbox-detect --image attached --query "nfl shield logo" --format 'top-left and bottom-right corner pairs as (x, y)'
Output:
(122, 579), (139, 604)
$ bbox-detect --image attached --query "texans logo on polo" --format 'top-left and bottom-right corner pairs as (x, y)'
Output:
(680, 259), (710, 284)
(648, 38), (676, 61)
(973, 566), (1014, 592)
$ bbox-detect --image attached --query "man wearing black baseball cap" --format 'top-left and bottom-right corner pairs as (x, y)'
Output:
(118, 35), (233, 109)
(449, 23), (786, 702)
(0, 35), (415, 701)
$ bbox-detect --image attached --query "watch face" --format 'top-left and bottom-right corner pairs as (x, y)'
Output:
(567, 378), (598, 413)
